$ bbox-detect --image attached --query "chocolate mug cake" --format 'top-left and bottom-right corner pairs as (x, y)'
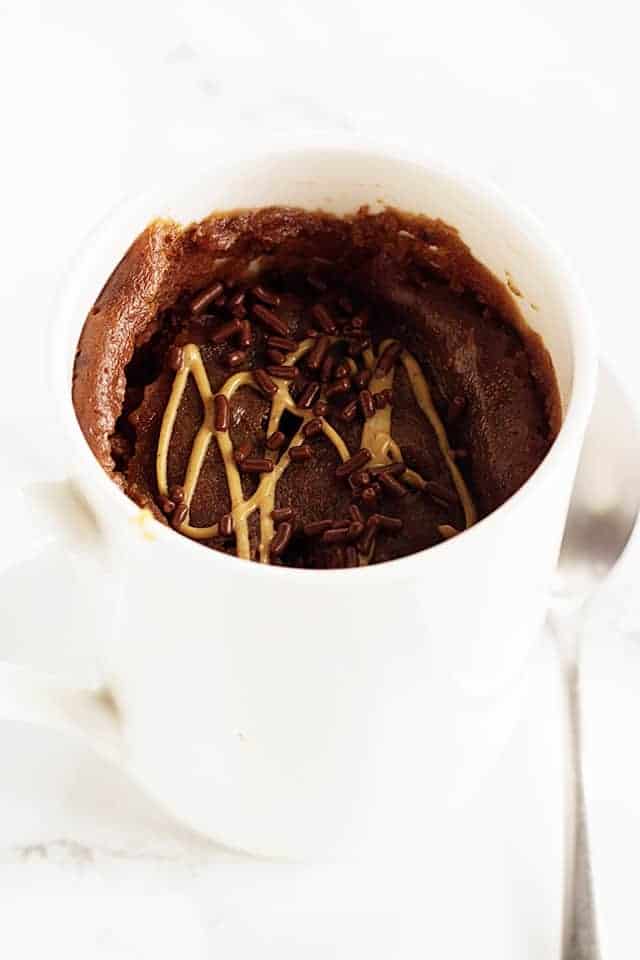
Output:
(72, 206), (560, 568)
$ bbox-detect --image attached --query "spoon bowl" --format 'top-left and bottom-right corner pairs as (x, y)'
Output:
(554, 363), (640, 617)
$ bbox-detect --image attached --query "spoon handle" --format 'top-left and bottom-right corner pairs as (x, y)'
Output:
(547, 609), (600, 960)
(567, 652), (601, 960)
(573, 530), (640, 959)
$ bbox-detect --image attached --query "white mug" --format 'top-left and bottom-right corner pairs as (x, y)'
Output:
(0, 137), (597, 861)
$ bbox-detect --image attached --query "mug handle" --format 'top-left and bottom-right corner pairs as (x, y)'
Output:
(0, 474), (121, 764)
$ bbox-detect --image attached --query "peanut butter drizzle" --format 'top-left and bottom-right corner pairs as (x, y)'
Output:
(156, 333), (476, 563)
(359, 340), (476, 528)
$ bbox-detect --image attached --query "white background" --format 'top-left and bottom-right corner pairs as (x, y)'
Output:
(2, 0), (639, 408)
(0, 1), (638, 957)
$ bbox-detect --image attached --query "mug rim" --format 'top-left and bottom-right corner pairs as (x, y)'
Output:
(53, 134), (598, 585)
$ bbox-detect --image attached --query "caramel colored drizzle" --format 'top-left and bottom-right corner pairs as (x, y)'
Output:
(156, 334), (475, 562)
(399, 350), (476, 527)
(359, 339), (476, 533)
(360, 341), (438, 490)
(156, 339), (350, 561)
(360, 342), (396, 466)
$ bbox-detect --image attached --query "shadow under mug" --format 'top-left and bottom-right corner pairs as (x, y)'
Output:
(1, 138), (597, 861)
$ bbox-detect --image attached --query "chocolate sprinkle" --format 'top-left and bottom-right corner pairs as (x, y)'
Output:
(325, 377), (350, 399)
(303, 417), (323, 439)
(253, 303), (288, 337)
(307, 335), (330, 372)
(347, 520), (365, 540)
(169, 484), (185, 503)
(335, 448), (372, 478)
(270, 521), (292, 558)
(345, 545), (359, 567)
(190, 281), (224, 314)
(239, 318), (252, 348)
(320, 353), (334, 383)
(253, 285), (280, 307)
(357, 516), (378, 555)
(158, 495), (175, 515)
(322, 526), (350, 545)
(240, 457), (274, 473)
(378, 472), (407, 497)
(226, 350), (247, 368)
(253, 368), (278, 397)
(211, 318), (242, 344)
(228, 290), (246, 309)
(307, 274), (327, 291)
(298, 382), (320, 409)
(289, 443), (313, 463)
(266, 365), (299, 380)
(266, 430), (286, 450)
(267, 335), (297, 353)
(267, 348), (286, 364)
(171, 502), (188, 528)
(360, 486), (378, 509)
(375, 342), (402, 376)
(351, 470), (370, 488)
(359, 389), (375, 419)
(234, 441), (252, 463)
(341, 399), (359, 422)
(272, 506), (294, 523)
(304, 519), (333, 536)
(167, 345), (184, 372)
(213, 394), (229, 431)
(311, 303), (337, 334)
(373, 513), (403, 531)
(349, 504), (364, 524)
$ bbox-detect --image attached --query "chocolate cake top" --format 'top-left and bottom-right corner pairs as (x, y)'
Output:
(73, 206), (560, 568)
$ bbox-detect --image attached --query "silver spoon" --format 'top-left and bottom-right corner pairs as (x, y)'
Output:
(550, 363), (640, 959)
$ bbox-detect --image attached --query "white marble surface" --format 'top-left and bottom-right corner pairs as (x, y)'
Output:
(0, 627), (571, 960)
(1, 0), (639, 955)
